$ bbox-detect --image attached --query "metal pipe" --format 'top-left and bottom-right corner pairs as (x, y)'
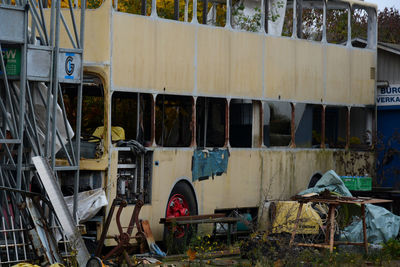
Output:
(0, 45), (18, 138)
(292, 0), (297, 38)
(67, 0), (80, 48)
(26, 83), (43, 156)
(262, 0), (267, 34)
(3, 217), (10, 263)
(225, 0), (231, 28)
(151, 0), (157, 17)
(322, 0), (327, 42)
(192, 0), (198, 23)
(28, 0), (48, 45)
(38, 0), (50, 45)
(10, 218), (18, 262)
(50, 0), (62, 170)
(16, 10), (29, 190)
(60, 12), (78, 49)
(73, 0), (87, 223)
(57, 84), (76, 164)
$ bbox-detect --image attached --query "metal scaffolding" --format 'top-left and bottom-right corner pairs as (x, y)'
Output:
(0, 0), (87, 265)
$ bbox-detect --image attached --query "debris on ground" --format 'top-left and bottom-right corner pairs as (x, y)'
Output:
(297, 170), (400, 244)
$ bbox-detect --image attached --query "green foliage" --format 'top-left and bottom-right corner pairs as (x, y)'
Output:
(382, 238), (400, 259)
(189, 234), (224, 254)
(378, 7), (400, 44)
(232, 4), (261, 32)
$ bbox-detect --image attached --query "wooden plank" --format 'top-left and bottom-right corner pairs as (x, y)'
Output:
(159, 213), (226, 224)
(164, 217), (240, 225)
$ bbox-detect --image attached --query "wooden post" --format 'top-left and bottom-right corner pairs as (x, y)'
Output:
(290, 202), (304, 247)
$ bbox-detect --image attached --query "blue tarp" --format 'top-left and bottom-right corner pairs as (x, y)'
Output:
(192, 149), (229, 181)
(299, 170), (400, 244)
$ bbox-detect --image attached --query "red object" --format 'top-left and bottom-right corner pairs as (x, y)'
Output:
(166, 194), (189, 238)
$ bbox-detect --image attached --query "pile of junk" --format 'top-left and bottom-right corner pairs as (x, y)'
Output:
(257, 170), (400, 250)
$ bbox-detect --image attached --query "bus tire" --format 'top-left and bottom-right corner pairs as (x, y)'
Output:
(164, 181), (197, 253)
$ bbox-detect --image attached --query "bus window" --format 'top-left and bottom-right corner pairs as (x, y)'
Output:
(350, 107), (372, 150)
(231, 0), (261, 32)
(326, 2), (348, 45)
(157, 0), (193, 21)
(229, 99), (253, 148)
(298, 0), (323, 41)
(325, 106), (347, 149)
(351, 7), (368, 44)
(281, 0), (293, 37)
(194, 0), (226, 26)
(62, 77), (104, 138)
(155, 95), (193, 147)
(263, 101), (291, 147)
(295, 104), (322, 148)
(111, 92), (153, 144)
(351, 5), (376, 49)
(117, 0), (152, 15)
(196, 97), (226, 148)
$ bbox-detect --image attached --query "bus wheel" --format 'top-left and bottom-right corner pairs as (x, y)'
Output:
(164, 182), (197, 252)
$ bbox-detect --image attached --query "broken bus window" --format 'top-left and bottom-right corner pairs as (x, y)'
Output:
(229, 99), (252, 148)
(155, 94), (193, 147)
(196, 97), (226, 147)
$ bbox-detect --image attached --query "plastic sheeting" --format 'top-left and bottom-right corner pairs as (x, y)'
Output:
(64, 188), (108, 223)
(192, 149), (229, 181)
(298, 170), (400, 244)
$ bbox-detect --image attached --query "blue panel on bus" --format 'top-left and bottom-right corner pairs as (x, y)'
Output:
(377, 109), (400, 189)
(192, 149), (229, 181)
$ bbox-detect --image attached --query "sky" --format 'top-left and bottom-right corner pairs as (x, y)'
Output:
(367, 0), (400, 11)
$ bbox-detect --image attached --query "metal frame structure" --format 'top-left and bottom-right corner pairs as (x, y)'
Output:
(0, 0), (87, 264)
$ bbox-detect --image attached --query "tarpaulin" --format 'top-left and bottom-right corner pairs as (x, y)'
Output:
(192, 149), (229, 181)
(298, 170), (400, 244)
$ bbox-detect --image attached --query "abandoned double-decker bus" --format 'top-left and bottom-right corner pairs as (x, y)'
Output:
(54, 0), (377, 246)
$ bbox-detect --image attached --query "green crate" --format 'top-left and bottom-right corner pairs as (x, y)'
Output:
(340, 176), (357, 191)
(340, 176), (372, 191)
(357, 177), (372, 191)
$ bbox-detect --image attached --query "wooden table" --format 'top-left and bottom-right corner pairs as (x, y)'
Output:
(160, 214), (240, 245)
(289, 197), (393, 253)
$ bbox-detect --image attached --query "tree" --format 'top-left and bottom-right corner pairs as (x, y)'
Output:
(378, 7), (400, 44)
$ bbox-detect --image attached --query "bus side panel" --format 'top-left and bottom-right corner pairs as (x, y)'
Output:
(112, 15), (157, 90)
(265, 37), (296, 100)
(229, 32), (263, 98)
(351, 49), (376, 105)
(154, 21), (195, 93)
(295, 40), (324, 103)
(197, 27), (230, 96)
(326, 45), (351, 104)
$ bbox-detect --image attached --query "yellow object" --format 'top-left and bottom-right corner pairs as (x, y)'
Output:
(272, 201), (322, 235)
(92, 126), (125, 142)
(50, 264), (66, 267)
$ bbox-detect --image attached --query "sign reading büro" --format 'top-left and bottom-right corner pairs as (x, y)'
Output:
(377, 85), (400, 106)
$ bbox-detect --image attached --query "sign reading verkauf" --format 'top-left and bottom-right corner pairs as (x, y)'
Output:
(377, 85), (400, 106)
